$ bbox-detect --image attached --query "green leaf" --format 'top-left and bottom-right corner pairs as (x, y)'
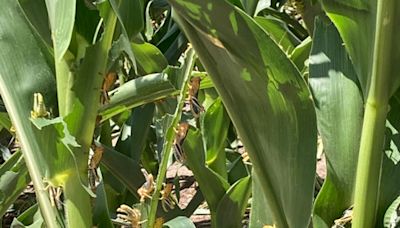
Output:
(99, 69), (179, 121)
(92, 181), (114, 228)
(11, 204), (43, 228)
(290, 37), (312, 72)
(320, 0), (400, 96)
(131, 39), (169, 74)
(249, 173), (274, 228)
(201, 98), (229, 180)
(169, 0), (317, 226)
(163, 216), (196, 228)
(109, 0), (144, 39)
(100, 143), (145, 196)
(240, 0), (259, 16)
(254, 16), (300, 54)
(115, 104), (155, 161)
(0, 112), (12, 130)
(183, 129), (229, 212)
(0, 0), (60, 225)
(44, 0), (76, 61)
(309, 17), (363, 228)
(18, 0), (52, 46)
(0, 151), (30, 217)
(216, 176), (252, 228)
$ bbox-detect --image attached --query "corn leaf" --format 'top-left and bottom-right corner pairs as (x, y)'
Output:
(169, 0), (317, 226)
(309, 17), (363, 228)
(216, 176), (252, 228)
(0, 0), (60, 225)
(163, 216), (196, 228)
(183, 129), (229, 212)
(201, 98), (229, 179)
(44, 0), (76, 61)
(320, 0), (400, 96)
(0, 151), (30, 217)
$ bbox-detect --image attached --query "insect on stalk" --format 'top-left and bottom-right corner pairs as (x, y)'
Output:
(173, 122), (190, 163)
(160, 183), (178, 212)
(89, 144), (104, 190)
(187, 77), (204, 118)
(100, 72), (117, 104)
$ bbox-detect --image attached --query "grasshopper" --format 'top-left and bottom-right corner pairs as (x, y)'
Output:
(172, 122), (190, 163)
(187, 77), (204, 118)
(100, 72), (117, 104)
(137, 169), (155, 203)
(31, 93), (50, 119)
(160, 183), (178, 212)
(89, 144), (104, 190)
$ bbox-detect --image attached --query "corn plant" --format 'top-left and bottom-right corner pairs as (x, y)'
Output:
(0, 0), (399, 227)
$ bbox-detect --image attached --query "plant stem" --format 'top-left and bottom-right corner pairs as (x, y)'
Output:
(61, 6), (117, 228)
(146, 48), (196, 228)
(352, 1), (396, 227)
(63, 173), (90, 228)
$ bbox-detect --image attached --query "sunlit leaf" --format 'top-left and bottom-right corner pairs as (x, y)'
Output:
(169, 0), (317, 226)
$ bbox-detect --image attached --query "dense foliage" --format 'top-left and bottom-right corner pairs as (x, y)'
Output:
(0, 0), (399, 227)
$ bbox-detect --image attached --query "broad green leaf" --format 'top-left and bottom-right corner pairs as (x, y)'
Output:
(249, 173), (274, 227)
(30, 117), (81, 183)
(254, 16), (300, 54)
(131, 40), (169, 74)
(226, 151), (248, 184)
(155, 22), (188, 64)
(201, 98), (229, 180)
(183, 129), (229, 212)
(169, 0), (317, 226)
(0, 0), (59, 225)
(100, 143), (145, 196)
(0, 151), (30, 217)
(256, 7), (309, 40)
(30, 116), (94, 227)
(18, 0), (52, 46)
(115, 104), (155, 161)
(309, 17), (363, 228)
(216, 176), (252, 228)
(109, 0), (144, 40)
(44, 0), (76, 61)
(99, 67), (188, 121)
(240, 0), (259, 16)
(163, 216), (196, 228)
(290, 37), (312, 72)
(320, 0), (400, 96)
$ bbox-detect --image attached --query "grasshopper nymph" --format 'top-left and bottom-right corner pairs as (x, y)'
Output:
(137, 169), (155, 203)
(100, 72), (117, 104)
(187, 77), (204, 118)
(160, 183), (178, 212)
(173, 122), (190, 163)
(31, 93), (50, 119)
